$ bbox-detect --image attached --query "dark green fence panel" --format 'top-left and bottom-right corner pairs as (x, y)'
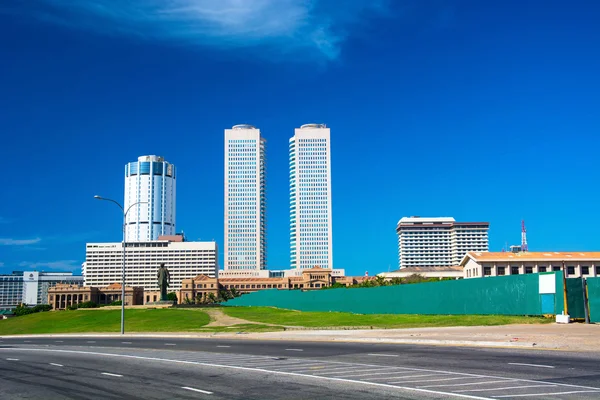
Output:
(565, 278), (585, 319)
(226, 272), (563, 316)
(587, 277), (600, 323)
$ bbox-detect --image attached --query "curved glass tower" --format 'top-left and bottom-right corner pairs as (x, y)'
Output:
(124, 155), (176, 241)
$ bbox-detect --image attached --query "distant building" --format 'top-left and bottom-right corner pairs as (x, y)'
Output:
(224, 125), (267, 272)
(290, 124), (333, 270)
(461, 251), (600, 279)
(0, 271), (24, 310)
(82, 235), (218, 291)
(0, 271), (83, 310)
(396, 217), (489, 268)
(378, 266), (463, 280)
(49, 283), (144, 310)
(124, 155), (176, 241)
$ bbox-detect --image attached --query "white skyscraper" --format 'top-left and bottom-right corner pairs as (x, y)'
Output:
(224, 125), (266, 272)
(124, 155), (176, 242)
(289, 124), (332, 270)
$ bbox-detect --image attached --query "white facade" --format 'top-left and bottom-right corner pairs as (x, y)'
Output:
(224, 125), (267, 272)
(0, 272), (24, 310)
(397, 217), (489, 268)
(289, 124), (333, 269)
(22, 271), (84, 306)
(83, 240), (218, 290)
(124, 155), (176, 242)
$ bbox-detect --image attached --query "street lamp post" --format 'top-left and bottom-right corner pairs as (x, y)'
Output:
(94, 195), (147, 335)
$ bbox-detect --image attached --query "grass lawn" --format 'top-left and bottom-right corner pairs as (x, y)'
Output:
(222, 307), (552, 328)
(0, 308), (211, 335)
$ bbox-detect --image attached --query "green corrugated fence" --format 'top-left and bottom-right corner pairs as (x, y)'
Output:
(226, 272), (566, 316)
(587, 277), (600, 323)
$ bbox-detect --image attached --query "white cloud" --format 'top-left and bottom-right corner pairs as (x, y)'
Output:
(0, 238), (42, 246)
(18, 260), (80, 271)
(16, 0), (388, 60)
(0, 262), (4, 267)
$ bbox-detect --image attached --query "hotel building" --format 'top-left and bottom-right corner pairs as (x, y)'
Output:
(224, 125), (267, 273)
(0, 271), (83, 310)
(397, 217), (489, 268)
(289, 124), (333, 270)
(124, 155), (176, 241)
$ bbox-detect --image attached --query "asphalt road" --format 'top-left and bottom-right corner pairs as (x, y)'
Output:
(1, 336), (600, 399)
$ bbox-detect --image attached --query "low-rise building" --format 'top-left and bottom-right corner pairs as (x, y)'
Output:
(48, 283), (144, 310)
(461, 251), (600, 278)
(378, 266), (463, 280)
(82, 235), (218, 291)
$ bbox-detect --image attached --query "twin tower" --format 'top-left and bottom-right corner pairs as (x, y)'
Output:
(123, 124), (332, 272)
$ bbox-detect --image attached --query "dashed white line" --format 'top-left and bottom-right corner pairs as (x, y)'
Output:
(285, 348), (303, 352)
(182, 386), (213, 395)
(23, 340), (31, 343)
(55, 341), (64, 343)
(216, 345), (231, 348)
(368, 353), (398, 357)
(420, 380), (515, 388)
(49, 363), (64, 367)
(6, 358), (19, 361)
(121, 342), (132, 344)
(87, 341), (96, 343)
(101, 372), (123, 377)
(495, 390), (600, 398)
(508, 362), (555, 369)
(455, 384), (554, 393)
(164, 343), (176, 346)
(388, 374), (449, 383)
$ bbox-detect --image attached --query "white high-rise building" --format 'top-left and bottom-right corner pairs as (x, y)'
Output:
(124, 155), (176, 242)
(224, 125), (266, 272)
(289, 124), (332, 270)
(396, 217), (489, 268)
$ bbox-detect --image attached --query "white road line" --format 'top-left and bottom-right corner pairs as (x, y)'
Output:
(495, 390), (600, 398)
(2, 348), (494, 400)
(343, 370), (412, 378)
(87, 341), (96, 343)
(420, 380), (517, 388)
(55, 341), (63, 343)
(285, 348), (303, 352)
(121, 342), (132, 344)
(101, 372), (123, 377)
(400, 377), (475, 384)
(367, 353), (398, 357)
(216, 345), (231, 348)
(388, 374), (450, 383)
(49, 363), (64, 367)
(23, 341), (31, 343)
(6, 358), (19, 361)
(182, 386), (213, 395)
(164, 343), (176, 346)
(456, 384), (554, 393)
(508, 362), (555, 369)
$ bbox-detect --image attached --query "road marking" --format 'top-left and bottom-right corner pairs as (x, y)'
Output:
(121, 342), (132, 344)
(87, 341), (96, 343)
(420, 380), (516, 388)
(285, 348), (303, 352)
(2, 349), (494, 400)
(101, 372), (123, 377)
(55, 341), (64, 343)
(495, 390), (600, 398)
(368, 353), (398, 357)
(388, 374), (449, 383)
(50, 363), (64, 367)
(182, 387), (213, 395)
(216, 345), (231, 348)
(343, 370), (414, 378)
(456, 384), (554, 393)
(508, 362), (555, 369)
(164, 343), (176, 346)
(23, 340), (31, 343)
(401, 377), (473, 384)
(6, 358), (19, 361)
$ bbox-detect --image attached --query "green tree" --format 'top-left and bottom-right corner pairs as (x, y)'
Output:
(206, 293), (217, 304)
(229, 287), (241, 298)
(167, 292), (178, 303)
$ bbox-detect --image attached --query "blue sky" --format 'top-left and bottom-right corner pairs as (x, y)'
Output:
(1, 0), (599, 276)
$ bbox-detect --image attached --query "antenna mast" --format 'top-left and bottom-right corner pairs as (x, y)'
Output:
(521, 220), (528, 252)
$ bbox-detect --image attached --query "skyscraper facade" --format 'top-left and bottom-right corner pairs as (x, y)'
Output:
(224, 125), (266, 271)
(396, 217), (489, 268)
(124, 155), (176, 242)
(289, 124), (333, 269)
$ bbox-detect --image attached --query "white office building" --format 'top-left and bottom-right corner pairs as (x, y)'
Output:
(124, 155), (176, 242)
(289, 124), (333, 269)
(396, 217), (489, 268)
(0, 271), (83, 309)
(224, 125), (267, 272)
(82, 236), (218, 291)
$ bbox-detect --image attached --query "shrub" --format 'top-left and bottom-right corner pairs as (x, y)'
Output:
(13, 303), (53, 316)
(76, 301), (98, 309)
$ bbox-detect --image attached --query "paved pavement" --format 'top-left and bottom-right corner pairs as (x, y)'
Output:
(1, 336), (600, 399)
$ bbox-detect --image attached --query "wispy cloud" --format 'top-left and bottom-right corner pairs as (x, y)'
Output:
(19, 260), (80, 272)
(0, 262), (4, 268)
(11, 0), (389, 60)
(0, 238), (42, 246)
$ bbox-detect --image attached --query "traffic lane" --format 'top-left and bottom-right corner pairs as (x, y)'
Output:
(0, 349), (437, 400)
(2, 336), (600, 377)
